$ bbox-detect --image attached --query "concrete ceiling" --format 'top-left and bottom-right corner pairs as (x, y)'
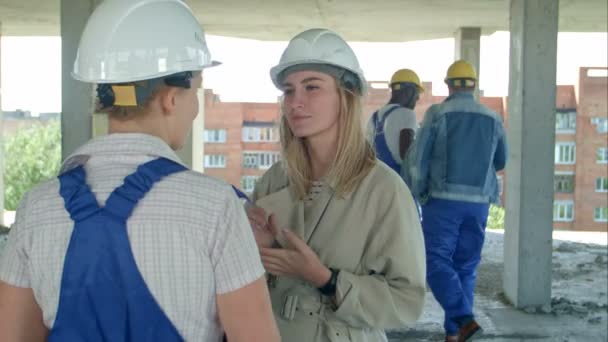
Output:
(0, 0), (606, 41)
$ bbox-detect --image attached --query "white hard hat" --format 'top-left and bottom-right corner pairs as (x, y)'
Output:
(270, 28), (367, 94)
(72, 0), (220, 84)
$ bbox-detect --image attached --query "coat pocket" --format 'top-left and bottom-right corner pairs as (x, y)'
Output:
(323, 322), (352, 342)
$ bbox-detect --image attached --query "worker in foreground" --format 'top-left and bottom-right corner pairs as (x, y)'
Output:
(0, 1), (279, 341)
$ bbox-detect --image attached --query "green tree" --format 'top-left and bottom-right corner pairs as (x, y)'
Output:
(3, 121), (61, 210)
(487, 204), (505, 229)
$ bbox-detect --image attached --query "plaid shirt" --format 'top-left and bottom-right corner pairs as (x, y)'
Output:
(0, 133), (264, 341)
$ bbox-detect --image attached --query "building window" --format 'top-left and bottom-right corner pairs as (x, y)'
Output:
(243, 153), (258, 168)
(554, 173), (575, 193)
(242, 152), (281, 169)
(204, 154), (226, 168)
(591, 117), (608, 134)
(596, 177), (608, 192)
(555, 143), (576, 164)
(597, 148), (608, 164)
(594, 207), (608, 222)
(242, 126), (278, 142)
(555, 111), (576, 133)
(553, 201), (574, 222)
(204, 129), (227, 143)
(241, 176), (259, 193)
(259, 153), (280, 168)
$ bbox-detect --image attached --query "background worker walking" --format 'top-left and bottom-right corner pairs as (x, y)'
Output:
(368, 68), (423, 175)
(403, 60), (508, 342)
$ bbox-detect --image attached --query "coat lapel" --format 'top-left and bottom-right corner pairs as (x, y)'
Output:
(302, 185), (334, 244)
(255, 183), (335, 246)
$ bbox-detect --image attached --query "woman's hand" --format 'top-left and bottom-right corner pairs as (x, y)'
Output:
(260, 229), (331, 288)
(246, 206), (276, 249)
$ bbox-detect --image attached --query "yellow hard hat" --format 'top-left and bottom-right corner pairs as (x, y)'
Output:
(390, 69), (424, 93)
(445, 60), (477, 81)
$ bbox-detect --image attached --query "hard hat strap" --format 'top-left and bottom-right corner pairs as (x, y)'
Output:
(446, 78), (476, 88)
(164, 71), (194, 89)
(279, 64), (362, 94)
(391, 82), (418, 91)
(96, 71), (194, 109)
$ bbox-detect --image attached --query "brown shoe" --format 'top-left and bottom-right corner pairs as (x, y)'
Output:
(445, 335), (459, 342)
(458, 319), (482, 341)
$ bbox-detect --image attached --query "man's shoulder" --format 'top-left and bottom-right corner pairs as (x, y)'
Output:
(421, 103), (443, 123)
(445, 95), (496, 114)
(376, 104), (400, 116)
(386, 107), (417, 126)
(380, 104), (413, 118)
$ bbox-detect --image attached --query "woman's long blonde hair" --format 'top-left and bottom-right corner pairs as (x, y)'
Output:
(279, 80), (376, 199)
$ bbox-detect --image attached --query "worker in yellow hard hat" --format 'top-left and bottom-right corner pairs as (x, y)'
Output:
(403, 59), (508, 342)
(445, 59), (477, 89)
(368, 68), (423, 176)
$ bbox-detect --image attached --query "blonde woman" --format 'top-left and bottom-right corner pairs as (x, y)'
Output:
(247, 28), (426, 342)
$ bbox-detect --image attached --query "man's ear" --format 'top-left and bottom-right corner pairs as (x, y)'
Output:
(158, 86), (180, 116)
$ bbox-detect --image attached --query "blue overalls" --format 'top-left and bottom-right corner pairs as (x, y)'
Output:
(422, 198), (489, 335)
(231, 185), (251, 203)
(49, 157), (186, 342)
(371, 105), (401, 174)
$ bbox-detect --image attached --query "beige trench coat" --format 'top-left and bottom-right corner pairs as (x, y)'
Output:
(252, 161), (426, 342)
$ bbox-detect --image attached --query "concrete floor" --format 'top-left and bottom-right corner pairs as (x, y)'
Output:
(388, 231), (608, 341)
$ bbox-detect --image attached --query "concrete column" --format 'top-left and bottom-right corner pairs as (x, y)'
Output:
(92, 112), (108, 137)
(176, 89), (205, 172)
(0, 22), (4, 225)
(454, 27), (481, 77)
(454, 27), (481, 96)
(61, 0), (101, 160)
(504, 0), (558, 309)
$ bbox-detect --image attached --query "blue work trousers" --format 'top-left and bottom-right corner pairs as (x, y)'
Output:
(422, 198), (489, 334)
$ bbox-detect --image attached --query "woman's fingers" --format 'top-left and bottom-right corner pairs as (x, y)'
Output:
(247, 206), (268, 228)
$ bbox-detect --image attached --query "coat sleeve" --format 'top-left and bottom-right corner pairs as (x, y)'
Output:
(494, 121), (508, 172)
(332, 180), (426, 329)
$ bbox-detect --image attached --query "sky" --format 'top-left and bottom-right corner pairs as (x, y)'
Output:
(1, 31), (607, 114)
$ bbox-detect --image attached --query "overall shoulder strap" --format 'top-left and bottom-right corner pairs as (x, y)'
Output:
(104, 158), (187, 221)
(59, 166), (102, 222)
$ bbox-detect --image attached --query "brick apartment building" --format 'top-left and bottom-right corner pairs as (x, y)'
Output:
(202, 93), (282, 194)
(1, 69), (605, 231)
(202, 67), (607, 231)
(558, 67), (607, 231)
